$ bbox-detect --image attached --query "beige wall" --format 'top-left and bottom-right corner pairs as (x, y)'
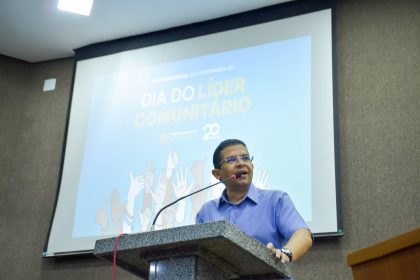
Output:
(0, 0), (419, 279)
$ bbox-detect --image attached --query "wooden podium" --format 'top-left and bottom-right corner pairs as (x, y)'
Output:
(94, 220), (291, 279)
(347, 227), (420, 280)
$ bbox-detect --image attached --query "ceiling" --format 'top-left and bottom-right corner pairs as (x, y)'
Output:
(0, 0), (291, 63)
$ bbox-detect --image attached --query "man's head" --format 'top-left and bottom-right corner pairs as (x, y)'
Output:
(212, 139), (254, 190)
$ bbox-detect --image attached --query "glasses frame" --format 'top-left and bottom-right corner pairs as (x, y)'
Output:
(219, 154), (254, 167)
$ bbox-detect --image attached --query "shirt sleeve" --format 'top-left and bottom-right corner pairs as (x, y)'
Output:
(275, 193), (309, 242)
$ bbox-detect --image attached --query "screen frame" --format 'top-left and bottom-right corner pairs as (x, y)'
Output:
(44, 0), (342, 257)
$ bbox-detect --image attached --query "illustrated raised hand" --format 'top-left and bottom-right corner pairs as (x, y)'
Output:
(191, 158), (205, 189)
(128, 171), (145, 201)
(139, 207), (152, 232)
(150, 171), (168, 228)
(144, 162), (155, 191)
(254, 168), (271, 190)
(190, 158), (208, 223)
(122, 171), (145, 233)
(152, 171), (167, 205)
(110, 189), (123, 234)
(174, 167), (194, 198)
(95, 207), (109, 235)
(209, 174), (224, 200)
(174, 167), (194, 223)
(165, 149), (179, 178)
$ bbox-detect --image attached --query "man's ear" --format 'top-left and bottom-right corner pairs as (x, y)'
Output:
(212, 169), (221, 180)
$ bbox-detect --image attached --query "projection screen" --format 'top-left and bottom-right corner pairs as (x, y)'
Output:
(44, 5), (341, 256)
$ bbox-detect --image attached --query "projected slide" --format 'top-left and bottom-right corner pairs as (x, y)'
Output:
(72, 36), (311, 237)
(46, 8), (337, 256)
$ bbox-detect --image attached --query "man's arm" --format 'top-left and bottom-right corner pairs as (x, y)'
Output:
(267, 228), (313, 263)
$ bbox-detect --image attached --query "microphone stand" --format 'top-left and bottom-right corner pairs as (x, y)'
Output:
(150, 174), (237, 231)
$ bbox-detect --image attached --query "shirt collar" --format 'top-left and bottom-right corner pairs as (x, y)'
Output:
(218, 183), (259, 207)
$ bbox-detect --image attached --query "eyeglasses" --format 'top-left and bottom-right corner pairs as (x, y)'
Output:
(219, 154), (254, 166)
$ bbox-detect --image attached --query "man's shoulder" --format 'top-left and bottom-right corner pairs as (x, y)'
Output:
(253, 187), (294, 206)
(255, 186), (288, 198)
(200, 197), (220, 208)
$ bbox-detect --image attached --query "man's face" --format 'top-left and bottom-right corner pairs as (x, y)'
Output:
(212, 144), (253, 190)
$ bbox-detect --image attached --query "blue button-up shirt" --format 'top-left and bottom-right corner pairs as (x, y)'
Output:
(196, 184), (309, 249)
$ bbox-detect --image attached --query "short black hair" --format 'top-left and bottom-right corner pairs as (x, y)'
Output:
(213, 139), (247, 169)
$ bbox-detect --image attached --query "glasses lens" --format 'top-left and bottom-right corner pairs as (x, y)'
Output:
(241, 155), (251, 161)
(225, 156), (237, 164)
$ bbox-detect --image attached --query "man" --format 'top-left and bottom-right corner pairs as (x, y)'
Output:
(196, 139), (312, 266)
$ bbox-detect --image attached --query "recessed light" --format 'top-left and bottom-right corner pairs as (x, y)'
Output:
(58, 0), (93, 16)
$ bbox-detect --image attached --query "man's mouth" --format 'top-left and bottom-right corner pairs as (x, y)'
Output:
(235, 171), (248, 178)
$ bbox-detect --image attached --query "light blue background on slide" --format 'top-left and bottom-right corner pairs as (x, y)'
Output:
(72, 36), (311, 237)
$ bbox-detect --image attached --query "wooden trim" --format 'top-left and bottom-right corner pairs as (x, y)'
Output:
(347, 227), (420, 266)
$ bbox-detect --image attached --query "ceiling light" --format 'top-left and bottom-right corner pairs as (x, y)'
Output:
(58, 0), (93, 16)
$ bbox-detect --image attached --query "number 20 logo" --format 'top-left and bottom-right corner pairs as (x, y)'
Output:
(202, 123), (220, 140)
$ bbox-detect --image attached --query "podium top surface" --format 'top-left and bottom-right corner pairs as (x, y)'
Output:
(95, 220), (291, 279)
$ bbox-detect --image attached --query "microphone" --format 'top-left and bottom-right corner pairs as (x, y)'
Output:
(150, 171), (245, 230)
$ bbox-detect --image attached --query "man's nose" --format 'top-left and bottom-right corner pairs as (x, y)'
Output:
(235, 157), (246, 164)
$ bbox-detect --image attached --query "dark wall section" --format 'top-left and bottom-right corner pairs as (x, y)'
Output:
(293, 0), (420, 279)
(0, 0), (419, 279)
(0, 54), (140, 279)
